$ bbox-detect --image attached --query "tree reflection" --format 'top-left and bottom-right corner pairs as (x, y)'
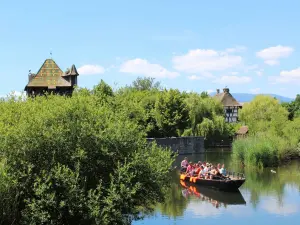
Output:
(157, 171), (188, 218)
(242, 160), (300, 208)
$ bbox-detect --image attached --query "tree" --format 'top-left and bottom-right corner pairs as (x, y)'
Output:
(239, 95), (288, 135)
(131, 77), (162, 91)
(184, 93), (223, 136)
(282, 94), (300, 120)
(155, 89), (189, 137)
(92, 80), (114, 97)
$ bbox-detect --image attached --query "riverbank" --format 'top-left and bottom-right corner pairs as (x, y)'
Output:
(232, 133), (300, 168)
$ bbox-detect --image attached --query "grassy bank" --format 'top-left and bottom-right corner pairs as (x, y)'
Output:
(232, 133), (300, 168)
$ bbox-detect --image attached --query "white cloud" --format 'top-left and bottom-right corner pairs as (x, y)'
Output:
(213, 75), (251, 84)
(106, 64), (116, 72)
(188, 73), (215, 80)
(230, 72), (239, 75)
(225, 46), (247, 53)
(244, 64), (259, 73)
(78, 65), (105, 75)
(188, 75), (203, 80)
(256, 70), (263, 76)
(186, 201), (221, 217)
(250, 88), (261, 94)
(206, 89), (214, 94)
(172, 49), (242, 73)
(261, 199), (299, 216)
(256, 45), (294, 66)
(120, 58), (179, 78)
(270, 67), (300, 84)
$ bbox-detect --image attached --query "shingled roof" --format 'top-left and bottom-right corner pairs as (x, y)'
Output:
(62, 64), (79, 76)
(214, 88), (241, 107)
(25, 59), (72, 89)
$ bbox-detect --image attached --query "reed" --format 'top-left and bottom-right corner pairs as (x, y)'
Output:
(232, 132), (299, 167)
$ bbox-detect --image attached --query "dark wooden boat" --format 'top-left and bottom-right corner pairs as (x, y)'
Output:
(180, 180), (246, 205)
(180, 174), (245, 192)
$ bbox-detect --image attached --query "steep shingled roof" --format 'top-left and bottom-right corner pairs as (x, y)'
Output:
(62, 64), (79, 76)
(214, 88), (241, 107)
(25, 59), (72, 88)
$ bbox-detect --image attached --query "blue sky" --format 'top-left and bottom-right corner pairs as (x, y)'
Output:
(1, 0), (300, 98)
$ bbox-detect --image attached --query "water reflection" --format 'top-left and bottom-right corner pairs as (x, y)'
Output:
(135, 152), (300, 224)
(180, 180), (246, 207)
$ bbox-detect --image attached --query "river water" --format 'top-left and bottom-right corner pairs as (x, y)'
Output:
(134, 150), (300, 225)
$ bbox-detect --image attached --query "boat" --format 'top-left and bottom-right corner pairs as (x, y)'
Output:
(180, 174), (245, 192)
(180, 180), (246, 205)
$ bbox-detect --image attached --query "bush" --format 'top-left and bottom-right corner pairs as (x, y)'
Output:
(0, 93), (174, 224)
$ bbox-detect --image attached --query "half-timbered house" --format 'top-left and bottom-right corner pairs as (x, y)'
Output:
(214, 87), (242, 123)
(24, 58), (79, 97)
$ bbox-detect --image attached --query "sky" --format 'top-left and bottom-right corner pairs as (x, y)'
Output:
(1, 0), (300, 98)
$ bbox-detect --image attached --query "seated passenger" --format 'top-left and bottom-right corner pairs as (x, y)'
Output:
(219, 164), (227, 176)
(198, 166), (205, 178)
(194, 164), (201, 176)
(185, 162), (193, 175)
(181, 157), (188, 172)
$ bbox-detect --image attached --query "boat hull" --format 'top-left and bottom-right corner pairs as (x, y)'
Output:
(180, 175), (245, 192)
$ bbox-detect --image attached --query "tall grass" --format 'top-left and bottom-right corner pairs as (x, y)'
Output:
(232, 133), (300, 168)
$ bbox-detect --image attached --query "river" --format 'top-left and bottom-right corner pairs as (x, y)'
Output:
(134, 149), (300, 225)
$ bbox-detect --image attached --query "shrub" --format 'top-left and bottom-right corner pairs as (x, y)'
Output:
(0, 93), (174, 224)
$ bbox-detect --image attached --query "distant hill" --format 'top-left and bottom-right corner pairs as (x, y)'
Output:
(209, 92), (293, 103)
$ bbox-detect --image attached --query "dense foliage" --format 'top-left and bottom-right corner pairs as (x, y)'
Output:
(0, 77), (233, 224)
(114, 77), (233, 144)
(282, 94), (300, 120)
(233, 95), (300, 167)
(0, 91), (175, 224)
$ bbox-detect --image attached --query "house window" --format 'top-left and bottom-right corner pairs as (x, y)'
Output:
(226, 108), (232, 114)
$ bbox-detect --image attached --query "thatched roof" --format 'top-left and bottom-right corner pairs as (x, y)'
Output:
(214, 88), (241, 107)
(236, 126), (248, 135)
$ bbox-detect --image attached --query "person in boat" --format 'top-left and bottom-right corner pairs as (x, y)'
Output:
(185, 161), (194, 175)
(203, 163), (208, 173)
(219, 164), (227, 176)
(181, 157), (188, 172)
(194, 163), (201, 177)
(210, 165), (226, 180)
(197, 166), (205, 179)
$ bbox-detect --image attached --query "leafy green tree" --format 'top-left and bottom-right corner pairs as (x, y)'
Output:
(282, 94), (300, 120)
(131, 77), (162, 91)
(154, 89), (189, 137)
(92, 79), (114, 97)
(239, 95), (288, 135)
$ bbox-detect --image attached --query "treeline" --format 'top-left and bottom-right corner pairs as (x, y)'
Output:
(232, 95), (300, 167)
(95, 77), (234, 143)
(0, 77), (233, 225)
